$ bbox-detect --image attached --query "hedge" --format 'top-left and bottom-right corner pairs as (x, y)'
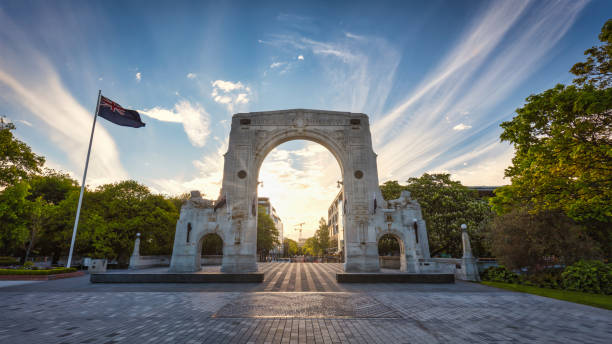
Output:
(0, 268), (77, 275)
(0, 257), (19, 266)
(481, 260), (611, 295)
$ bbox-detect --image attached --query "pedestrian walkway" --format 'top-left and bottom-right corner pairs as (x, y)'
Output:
(1, 263), (610, 343)
(256, 262), (345, 292)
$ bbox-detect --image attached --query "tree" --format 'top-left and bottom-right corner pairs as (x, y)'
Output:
(28, 169), (78, 204)
(257, 206), (279, 259)
(314, 217), (330, 255)
(488, 209), (600, 271)
(201, 234), (223, 255)
(39, 180), (180, 262)
(383, 174), (493, 258)
(302, 237), (319, 256)
(283, 238), (298, 257)
(380, 180), (407, 201)
(0, 118), (45, 187)
(0, 182), (30, 256)
(570, 19), (611, 89)
(23, 196), (48, 262)
(378, 234), (400, 256)
(491, 21), (612, 257)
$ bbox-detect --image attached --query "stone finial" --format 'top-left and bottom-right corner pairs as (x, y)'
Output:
(461, 224), (473, 259)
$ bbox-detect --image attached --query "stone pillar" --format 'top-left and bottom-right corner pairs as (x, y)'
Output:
(128, 233), (141, 270)
(404, 225), (420, 273)
(459, 224), (480, 281)
(417, 219), (431, 259)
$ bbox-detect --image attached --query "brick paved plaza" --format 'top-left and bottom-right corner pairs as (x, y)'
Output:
(1, 263), (610, 343)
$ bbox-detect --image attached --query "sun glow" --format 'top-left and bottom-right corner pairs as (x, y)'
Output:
(257, 140), (341, 241)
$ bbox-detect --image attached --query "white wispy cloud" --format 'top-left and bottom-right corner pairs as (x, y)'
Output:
(374, 0), (587, 185)
(263, 33), (400, 116)
(212, 80), (245, 92)
(186, 72), (197, 79)
(453, 123), (472, 131)
(210, 80), (252, 113)
(149, 137), (228, 198)
(17, 119), (32, 127)
(135, 72), (141, 82)
(270, 62), (285, 69)
(0, 9), (127, 184)
(140, 100), (211, 147)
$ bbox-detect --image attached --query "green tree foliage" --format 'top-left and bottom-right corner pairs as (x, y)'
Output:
(201, 234), (223, 255)
(283, 238), (298, 256)
(491, 20), (612, 257)
(380, 180), (406, 201)
(301, 237), (319, 256)
(570, 19), (612, 89)
(0, 182), (30, 255)
(491, 85), (611, 222)
(488, 209), (600, 270)
(0, 119), (45, 187)
(72, 181), (179, 260)
(314, 218), (330, 254)
(382, 174), (492, 258)
(257, 206), (279, 258)
(301, 218), (333, 257)
(378, 234), (400, 256)
(0, 177), (180, 263)
(28, 169), (78, 204)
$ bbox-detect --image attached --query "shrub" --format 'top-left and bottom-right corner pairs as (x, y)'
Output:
(481, 266), (519, 283)
(487, 209), (600, 270)
(0, 268), (77, 275)
(521, 271), (564, 289)
(562, 260), (612, 295)
(22, 261), (34, 269)
(0, 257), (19, 266)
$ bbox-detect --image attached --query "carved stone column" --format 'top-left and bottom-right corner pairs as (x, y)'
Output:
(459, 224), (480, 281)
(128, 233), (141, 270)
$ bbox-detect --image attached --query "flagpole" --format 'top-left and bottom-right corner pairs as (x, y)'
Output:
(67, 90), (101, 268)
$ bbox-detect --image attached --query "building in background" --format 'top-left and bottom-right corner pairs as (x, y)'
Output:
(466, 186), (499, 199)
(327, 189), (344, 253)
(258, 197), (284, 255)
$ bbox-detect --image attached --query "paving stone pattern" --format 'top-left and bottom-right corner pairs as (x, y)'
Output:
(1, 263), (610, 343)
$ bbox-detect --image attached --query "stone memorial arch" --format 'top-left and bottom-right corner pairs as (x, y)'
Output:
(170, 109), (433, 273)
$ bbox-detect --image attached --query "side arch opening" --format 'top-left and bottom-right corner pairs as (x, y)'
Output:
(199, 233), (223, 266)
(378, 233), (406, 270)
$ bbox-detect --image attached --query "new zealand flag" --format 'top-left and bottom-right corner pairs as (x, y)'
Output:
(98, 96), (145, 128)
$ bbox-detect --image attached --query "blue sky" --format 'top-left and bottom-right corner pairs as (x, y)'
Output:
(0, 0), (609, 239)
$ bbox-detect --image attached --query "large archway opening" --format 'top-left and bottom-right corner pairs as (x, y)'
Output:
(199, 233), (223, 266)
(256, 140), (343, 261)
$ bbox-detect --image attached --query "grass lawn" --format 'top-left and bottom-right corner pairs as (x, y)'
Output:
(482, 281), (612, 311)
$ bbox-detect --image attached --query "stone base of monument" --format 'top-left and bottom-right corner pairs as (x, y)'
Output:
(89, 267), (263, 283)
(336, 272), (454, 283)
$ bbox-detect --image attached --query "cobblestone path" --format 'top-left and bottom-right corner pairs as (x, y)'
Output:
(1, 263), (610, 343)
